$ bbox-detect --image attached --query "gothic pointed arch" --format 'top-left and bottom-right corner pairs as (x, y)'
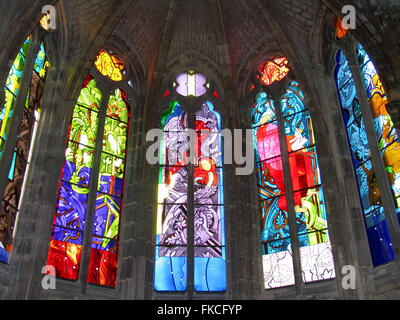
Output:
(249, 56), (336, 289)
(154, 70), (226, 293)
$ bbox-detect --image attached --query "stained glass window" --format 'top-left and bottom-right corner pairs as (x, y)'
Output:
(154, 101), (226, 292)
(47, 48), (131, 286)
(47, 74), (131, 286)
(335, 49), (395, 266)
(94, 50), (125, 82)
(258, 57), (290, 86)
(0, 39), (50, 264)
(252, 81), (335, 289)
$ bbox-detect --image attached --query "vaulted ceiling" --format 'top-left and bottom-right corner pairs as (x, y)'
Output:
(2, 0), (399, 98)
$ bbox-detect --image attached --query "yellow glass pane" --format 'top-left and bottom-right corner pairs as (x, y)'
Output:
(40, 13), (50, 31)
(94, 50), (125, 82)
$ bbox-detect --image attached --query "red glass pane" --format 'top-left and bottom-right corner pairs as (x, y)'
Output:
(47, 239), (82, 280)
(259, 57), (290, 86)
(87, 247), (119, 287)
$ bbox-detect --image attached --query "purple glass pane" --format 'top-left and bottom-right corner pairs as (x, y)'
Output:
(195, 74), (207, 96)
(176, 73), (188, 96)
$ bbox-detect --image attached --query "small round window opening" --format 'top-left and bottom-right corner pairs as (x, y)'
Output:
(175, 71), (207, 97)
(257, 57), (290, 86)
(94, 49), (126, 82)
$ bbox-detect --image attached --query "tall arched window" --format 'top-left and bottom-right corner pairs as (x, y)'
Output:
(0, 23), (50, 263)
(46, 49), (131, 287)
(154, 71), (226, 293)
(251, 57), (335, 289)
(334, 42), (399, 266)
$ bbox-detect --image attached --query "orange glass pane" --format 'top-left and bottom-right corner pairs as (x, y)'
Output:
(94, 50), (125, 82)
(259, 57), (290, 86)
(335, 18), (348, 39)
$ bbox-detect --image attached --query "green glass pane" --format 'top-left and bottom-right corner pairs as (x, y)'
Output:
(0, 90), (16, 143)
(65, 140), (95, 171)
(68, 105), (99, 149)
(77, 79), (102, 111)
(107, 89), (129, 123)
(99, 152), (125, 179)
(8, 151), (17, 181)
(102, 117), (127, 158)
(20, 37), (31, 57)
(98, 152), (125, 197)
(5, 51), (27, 96)
(0, 138), (4, 155)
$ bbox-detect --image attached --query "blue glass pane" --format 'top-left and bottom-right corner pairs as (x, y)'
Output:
(251, 92), (276, 129)
(52, 226), (83, 246)
(91, 235), (118, 252)
(283, 110), (315, 152)
(154, 252), (187, 292)
(260, 196), (291, 254)
(34, 42), (48, 78)
(194, 248), (226, 292)
(366, 219), (395, 266)
(8, 150), (16, 181)
(281, 81), (307, 117)
(53, 180), (89, 234)
(0, 247), (9, 263)
(92, 192), (121, 240)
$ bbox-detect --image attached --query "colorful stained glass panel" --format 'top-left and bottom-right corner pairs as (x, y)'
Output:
(358, 43), (400, 218)
(68, 105), (99, 148)
(48, 76), (101, 279)
(92, 192), (121, 240)
(1, 37), (31, 157)
(283, 110), (315, 152)
(335, 49), (394, 266)
(158, 166), (188, 205)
